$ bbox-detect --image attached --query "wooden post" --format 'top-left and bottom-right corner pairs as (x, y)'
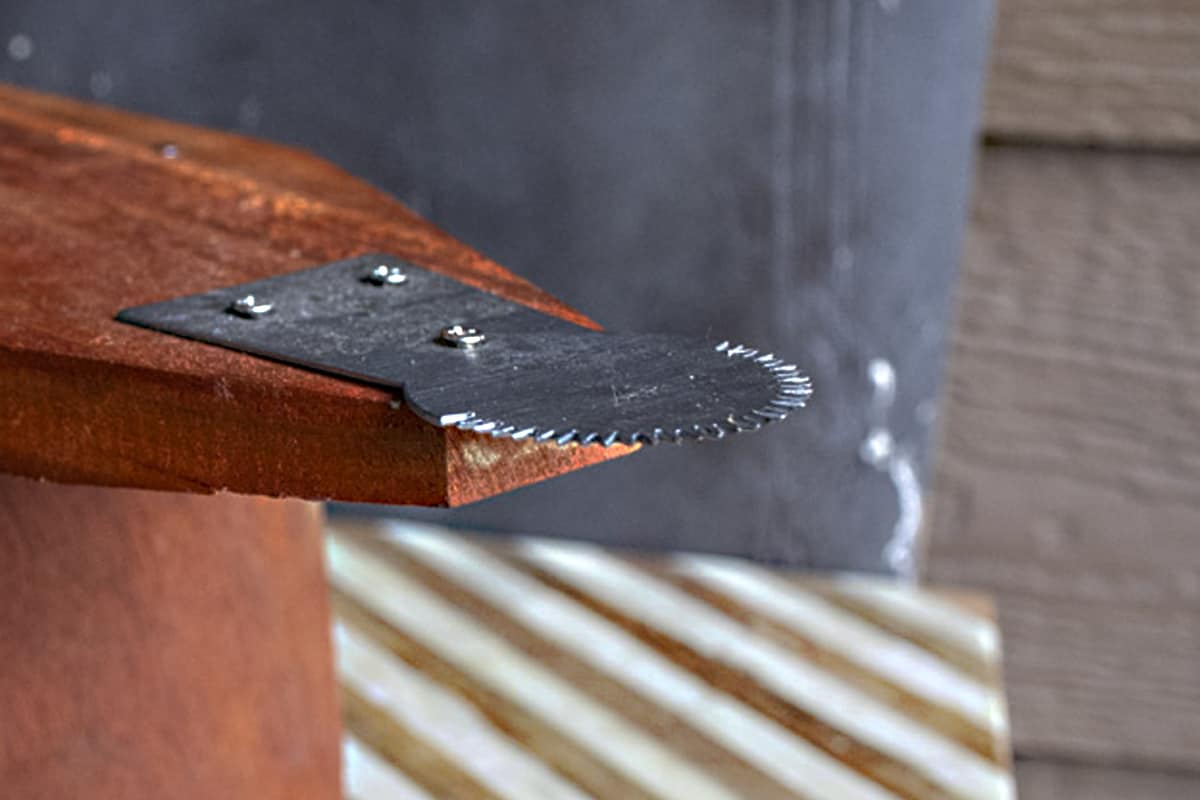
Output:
(0, 476), (341, 799)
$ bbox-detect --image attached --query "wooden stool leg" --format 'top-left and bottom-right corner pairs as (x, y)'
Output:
(0, 475), (341, 800)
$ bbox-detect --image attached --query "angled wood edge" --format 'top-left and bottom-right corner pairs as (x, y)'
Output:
(0, 83), (633, 506)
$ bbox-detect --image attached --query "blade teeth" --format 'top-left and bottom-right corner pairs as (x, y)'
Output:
(511, 427), (537, 440)
(730, 415), (761, 431)
(636, 427), (665, 445)
(535, 428), (558, 442)
(580, 431), (602, 445)
(601, 431), (621, 447)
(715, 340), (730, 352)
(555, 429), (579, 446)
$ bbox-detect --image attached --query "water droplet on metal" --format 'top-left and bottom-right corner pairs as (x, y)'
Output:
(867, 357), (895, 397)
(916, 398), (937, 426)
(859, 427), (894, 467)
(237, 95), (263, 130)
(89, 71), (114, 99)
(7, 34), (33, 62)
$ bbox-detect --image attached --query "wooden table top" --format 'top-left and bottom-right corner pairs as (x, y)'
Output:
(0, 84), (629, 506)
(329, 519), (1015, 800)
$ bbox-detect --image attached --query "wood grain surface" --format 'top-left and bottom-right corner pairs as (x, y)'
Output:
(1017, 760), (1200, 800)
(0, 474), (340, 800)
(984, 0), (1200, 148)
(927, 146), (1200, 767)
(330, 518), (1015, 800)
(0, 83), (629, 506)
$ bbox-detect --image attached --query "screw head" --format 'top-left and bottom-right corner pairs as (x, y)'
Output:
(438, 324), (486, 349)
(157, 142), (179, 159)
(227, 294), (273, 319)
(365, 264), (408, 286)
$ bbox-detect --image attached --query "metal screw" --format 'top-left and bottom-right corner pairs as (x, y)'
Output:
(157, 142), (179, 159)
(365, 264), (408, 285)
(227, 294), (273, 319)
(438, 324), (486, 349)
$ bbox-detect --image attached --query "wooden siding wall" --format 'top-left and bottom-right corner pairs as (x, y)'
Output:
(984, 0), (1200, 148)
(927, 1), (1200, 796)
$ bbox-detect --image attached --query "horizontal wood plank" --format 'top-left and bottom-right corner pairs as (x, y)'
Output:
(984, 0), (1200, 148)
(927, 146), (1200, 766)
(1017, 760), (1200, 800)
(0, 84), (629, 505)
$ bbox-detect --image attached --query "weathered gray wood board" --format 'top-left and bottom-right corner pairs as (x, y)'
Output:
(927, 147), (1200, 767)
(985, 0), (1200, 148)
(949, 0), (1200, 779)
(1018, 760), (1200, 800)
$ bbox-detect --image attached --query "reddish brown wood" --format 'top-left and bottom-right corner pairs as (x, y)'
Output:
(0, 83), (632, 506)
(0, 474), (340, 799)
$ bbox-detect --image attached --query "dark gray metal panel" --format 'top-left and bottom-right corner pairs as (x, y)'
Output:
(0, 0), (992, 572)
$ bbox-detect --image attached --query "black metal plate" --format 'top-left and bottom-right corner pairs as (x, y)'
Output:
(117, 254), (810, 446)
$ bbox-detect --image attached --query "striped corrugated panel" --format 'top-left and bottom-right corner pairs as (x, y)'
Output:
(328, 520), (1014, 800)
